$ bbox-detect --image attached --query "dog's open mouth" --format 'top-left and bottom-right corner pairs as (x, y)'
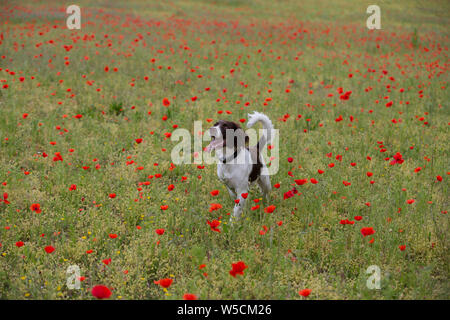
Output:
(205, 136), (224, 153)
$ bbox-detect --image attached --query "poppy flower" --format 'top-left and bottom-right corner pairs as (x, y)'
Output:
(44, 245), (55, 253)
(167, 184), (175, 191)
(69, 184), (77, 191)
(155, 228), (165, 235)
(160, 205), (169, 210)
(207, 220), (221, 232)
(298, 289), (312, 297)
(295, 179), (308, 185)
(390, 152), (404, 165)
(162, 98), (170, 107)
(30, 203), (42, 214)
(210, 190), (219, 196)
(229, 261), (248, 277)
(406, 199), (415, 204)
(361, 227), (375, 237)
(209, 203), (222, 212)
(0, 192), (10, 204)
(183, 293), (198, 300)
(154, 278), (173, 288)
(108, 193), (116, 199)
(264, 205), (276, 213)
(399, 245), (406, 251)
(16, 241), (25, 247)
(91, 285), (112, 299)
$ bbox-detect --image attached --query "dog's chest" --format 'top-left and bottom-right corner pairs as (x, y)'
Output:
(216, 162), (250, 190)
(217, 164), (233, 183)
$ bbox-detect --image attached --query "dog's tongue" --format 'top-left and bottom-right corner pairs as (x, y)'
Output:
(205, 139), (223, 153)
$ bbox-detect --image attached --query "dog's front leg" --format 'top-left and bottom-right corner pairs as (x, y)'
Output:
(226, 186), (237, 200)
(231, 188), (248, 222)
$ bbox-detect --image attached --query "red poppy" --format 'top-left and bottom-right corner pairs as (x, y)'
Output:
(295, 179), (308, 185)
(44, 245), (55, 253)
(298, 289), (312, 297)
(209, 203), (222, 212)
(154, 278), (173, 288)
(210, 190), (219, 196)
(390, 152), (404, 165)
(361, 227), (375, 237)
(30, 203), (42, 214)
(162, 98), (171, 107)
(183, 293), (198, 300)
(91, 285), (112, 299)
(229, 261), (248, 277)
(0, 192), (10, 204)
(16, 241), (24, 247)
(207, 220), (221, 232)
(264, 205), (276, 213)
(155, 228), (165, 235)
(109, 193), (116, 199)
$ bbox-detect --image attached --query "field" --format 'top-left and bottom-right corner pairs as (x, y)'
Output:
(0, 0), (448, 300)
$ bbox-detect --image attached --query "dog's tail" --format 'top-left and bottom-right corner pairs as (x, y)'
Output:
(247, 111), (274, 149)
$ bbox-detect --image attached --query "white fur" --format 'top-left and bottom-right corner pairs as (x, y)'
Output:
(210, 112), (274, 222)
(246, 111), (274, 148)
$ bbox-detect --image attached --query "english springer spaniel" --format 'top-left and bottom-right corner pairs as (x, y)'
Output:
(205, 112), (274, 221)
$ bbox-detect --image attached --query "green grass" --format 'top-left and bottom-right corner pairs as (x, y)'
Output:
(0, 0), (448, 299)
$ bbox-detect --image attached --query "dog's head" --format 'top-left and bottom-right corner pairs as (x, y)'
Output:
(205, 120), (248, 153)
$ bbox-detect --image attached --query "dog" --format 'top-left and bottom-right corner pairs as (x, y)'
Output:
(205, 112), (274, 221)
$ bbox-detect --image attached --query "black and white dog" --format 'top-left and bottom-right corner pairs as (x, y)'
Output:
(205, 112), (274, 221)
